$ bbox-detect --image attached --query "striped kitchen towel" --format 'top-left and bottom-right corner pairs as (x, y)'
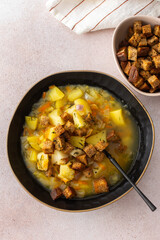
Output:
(46, 0), (160, 34)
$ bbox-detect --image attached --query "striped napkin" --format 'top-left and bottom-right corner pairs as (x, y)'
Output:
(46, 0), (160, 34)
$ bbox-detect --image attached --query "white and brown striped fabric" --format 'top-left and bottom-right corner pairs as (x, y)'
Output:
(46, 0), (160, 34)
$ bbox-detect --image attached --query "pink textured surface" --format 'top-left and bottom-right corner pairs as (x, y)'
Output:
(0, 1), (160, 240)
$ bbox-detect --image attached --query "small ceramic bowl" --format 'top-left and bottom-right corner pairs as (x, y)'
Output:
(7, 71), (154, 212)
(112, 15), (160, 97)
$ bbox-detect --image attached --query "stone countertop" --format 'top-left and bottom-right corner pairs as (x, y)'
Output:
(0, 1), (160, 240)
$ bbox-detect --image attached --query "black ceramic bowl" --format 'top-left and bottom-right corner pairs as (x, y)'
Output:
(7, 71), (154, 212)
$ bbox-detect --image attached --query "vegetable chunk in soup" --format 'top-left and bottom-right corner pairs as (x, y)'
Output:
(21, 85), (139, 200)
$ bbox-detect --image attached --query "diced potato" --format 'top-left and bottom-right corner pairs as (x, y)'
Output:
(65, 105), (76, 115)
(37, 152), (49, 171)
(45, 106), (54, 113)
(73, 111), (85, 128)
(47, 127), (57, 141)
(110, 109), (125, 126)
(51, 150), (68, 165)
(48, 109), (65, 126)
(70, 136), (85, 149)
(25, 116), (38, 130)
(34, 172), (60, 190)
(47, 86), (64, 102)
(74, 99), (92, 115)
(55, 97), (67, 109)
(27, 136), (41, 151)
(29, 149), (37, 162)
(89, 89), (99, 99)
(86, 130), (107, 145)
(58, 164), (75, 183)
(67, 88), (83, 101)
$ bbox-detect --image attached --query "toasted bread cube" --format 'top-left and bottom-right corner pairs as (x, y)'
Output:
(139, 83), (150, 91)
(61, 112), (73, 122)
(124, 61), (132, 75)
(147, 75), (160, 88)
(148, 35), (159, 46)
(83, 168), (93, 178)
(39, 115), (50, 128)
(134, 77), (144, 88)
(153, 25), (160, 37)
(84, 144), (96, 158)
(140, 59), (153, 71)
(107, 130), (120, 142)
(128, 27), (134, 38)
(116, 47), (128, 61)
(76, 154), (87, 165)
(148, 48), (158, 57)
(139, 70), (151, 80)
(142, 24), (152, 37)
(95, 141), (109, 152)
(153, 55), (160, 68)
(94, 151), (105, 162)
(63, 142), (74, 154)
(128, 33), (141, 47)
(152, 43), (160, 54)
(150, 68), (160, 75)
(64, 120), (75, 134)
(149, 87), (159, 93)
(133, 21), (142, 33)
(50, 188), (62, 200)
(138, 36), (147, 47)
(42, 140), (54, 154)
(128, 46), (137, 61)
(72, 161), (85, 171)
(94, 177), (109, 194)
(120, 61), (127, 71)
(53, 136), (65, 151)
(63, 186), (76, 199)
(132, 60), (140, 69)
(137, 47), (149, 57)
(54, 124), (65, 136)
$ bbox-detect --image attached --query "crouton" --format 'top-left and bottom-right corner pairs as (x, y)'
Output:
(139, 58), (152, 71)
(116, 47), (128, 61)
(60, 158), (70, 165)
(120, 61), (128, 71)
(133, 21), (142, 33)
(150, 87), (159, 93)
(153, 55), (160, 68)
(128, 33), (141, 47)
(128, 27), (134, 38)
(128, 65), (139, 83)
(83, 144), (96, 158)
(150, 68), (160, 75)
(61, 112), (72, 122)
(85, 113), (95, 123)
(152, 43), (160, 54)
(139, 70), (151, 80)
(147, 35), (159, 46)
(128, 46), (137, 61)
(137, 47), (149, 57)
(76, 154), (87, 165)
(74, 127), (87, 136)
(124, 61), (132, 75)
(39, 115), (50, 127)
(83, 168), (93, 178)
(50, 188), (63, 200)
(64, 121), (75, 134)
(134, 77), (144, 88)
(54, 124), (65, 136)
(94, 151), (105, 162)
(153, 25), (160, 37)
(45, 165), (54, 177)
(93, 177), (109, 194)
(95, 141), (109, 152)
(132, 60), (140, 69)
(142, 24), (152, 37)
(42, 140), (54, 154)
(53, 136), (65, 151)
(63, 186), (76, 199)
(139, 82), (150, 91)
(148, 48), (158, 57)
(138, 36), (147, 47)
(115, 143), (127, 153)
(72, 161), (85, 171)
(63, 131), (71, 141)
(63, 142), (74, 154)
(147, 75), (160, 89)
(107, 130), (120, 142)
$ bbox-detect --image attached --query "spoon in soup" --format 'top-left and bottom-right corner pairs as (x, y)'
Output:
(103, 150), (157, 212)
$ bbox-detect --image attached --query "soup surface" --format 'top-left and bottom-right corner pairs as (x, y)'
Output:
(21, 85), (139, 200)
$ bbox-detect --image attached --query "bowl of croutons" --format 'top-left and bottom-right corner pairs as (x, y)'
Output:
(113, 16), (160, 96)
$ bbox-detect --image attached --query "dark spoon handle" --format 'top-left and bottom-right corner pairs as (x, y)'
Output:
(104, 150), (157, 212)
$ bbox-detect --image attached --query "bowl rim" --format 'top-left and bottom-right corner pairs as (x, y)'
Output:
(7, 70), (155, 212)
(112, 15), (160, 97)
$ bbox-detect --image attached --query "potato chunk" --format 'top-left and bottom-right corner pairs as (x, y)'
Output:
(73, 111), (85, 128)
(48, 109), (65, 126)
(86, 130), (107, 145)
(37, 152), (49, 171)
(58, 164), (75, 183)
(27, 136), (41, 151)
(74, 99), (91, 115)
(67, 88), (83, 101)
(110, 109), (125, 126)
(25, 116), (38, 130)
(47, 86), (64, 101)
(70, 136), (85, 149)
